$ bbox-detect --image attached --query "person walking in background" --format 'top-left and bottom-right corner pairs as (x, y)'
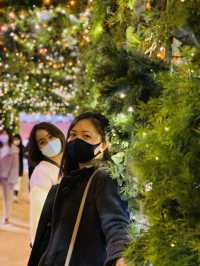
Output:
(13, 134), (25, 202)
(28, 112), (129, 266)
(0, 130), (9, 159)
(28, 122), (65, 245)
(0, 133), (19, 224)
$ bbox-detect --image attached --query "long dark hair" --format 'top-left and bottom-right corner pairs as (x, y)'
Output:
(28, 122), (65, 176)
(13, 134), (24, 176)
(63, 112), (111, 175)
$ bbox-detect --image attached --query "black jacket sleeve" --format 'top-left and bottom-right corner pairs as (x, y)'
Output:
(28, 185), (58, 266)
(95, 170), (130, 265)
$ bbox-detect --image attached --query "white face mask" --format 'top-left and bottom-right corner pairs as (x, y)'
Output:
(40, 138), (62, 158)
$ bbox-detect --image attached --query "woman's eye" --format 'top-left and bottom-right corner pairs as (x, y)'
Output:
(84, 135), (91, 139)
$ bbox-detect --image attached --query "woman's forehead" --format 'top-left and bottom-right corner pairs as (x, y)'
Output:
(71, 119), (99, 134)
(35, 129), (49, 140)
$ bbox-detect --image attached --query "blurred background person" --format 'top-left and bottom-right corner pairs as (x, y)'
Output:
(0, 130), (10, 159)
(13, 134), (25, 203)
(28, 122), (65, 245)
(0, 133), (19, 224)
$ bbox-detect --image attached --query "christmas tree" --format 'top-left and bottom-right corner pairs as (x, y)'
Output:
(69, 0), (200, 264)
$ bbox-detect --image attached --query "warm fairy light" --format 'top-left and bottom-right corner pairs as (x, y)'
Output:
(142, 132), (147, 137)
(145, 1), (152, 11)
(84, 36), (90, 42)
(19, 11), (26, 19)
(157, 46), (165, 60)
(145, 182), (153, 192)
(1, 25), (9, 32)
(69, 0), (76, 7)
(119, 92), (126, 99)
(39, 48), (48, 55)
(35, 24), (40, 30)
(128, 106), (134, 113)
(42, 0), (52, 5)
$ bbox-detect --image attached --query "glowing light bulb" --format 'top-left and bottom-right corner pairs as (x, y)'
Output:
(70, 0), (76, 6)
(119, 92), (126, 99)
(128, 106), (134, 112)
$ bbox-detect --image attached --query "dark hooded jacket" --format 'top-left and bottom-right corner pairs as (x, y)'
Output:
(28, 166), (130, 266)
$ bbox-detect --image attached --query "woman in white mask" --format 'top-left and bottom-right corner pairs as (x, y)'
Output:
(28, 122), (65, 246)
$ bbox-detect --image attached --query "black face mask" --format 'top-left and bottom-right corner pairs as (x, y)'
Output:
(67, 138), (101, 164)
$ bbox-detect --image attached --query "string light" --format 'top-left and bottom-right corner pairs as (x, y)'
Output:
(39, 48), (48, 55)
(145, 182), (153, 192)
(42, 0), (52, 6)
(157, 46), (165, 60)
(145, 0), (152, 11)
(128, 106), (134, 113)
(119, 92), (126, 99)
(142, 132), (147, 137)
(69, 0), (76, 7)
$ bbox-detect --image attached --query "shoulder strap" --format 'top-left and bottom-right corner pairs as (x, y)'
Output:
(64, 168), (99, 266)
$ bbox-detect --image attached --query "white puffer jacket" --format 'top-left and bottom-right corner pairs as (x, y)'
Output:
(29, 160), (60, 245)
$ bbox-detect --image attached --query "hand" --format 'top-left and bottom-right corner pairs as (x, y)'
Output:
(116, 258), (127, 266)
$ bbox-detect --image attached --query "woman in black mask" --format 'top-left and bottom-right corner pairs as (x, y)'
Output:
(28, 112), (130, 266)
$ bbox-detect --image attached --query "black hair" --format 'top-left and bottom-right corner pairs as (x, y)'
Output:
(0, 141), (3, 148)
(63, 112), (111, 174)
(28, 122), (65, 171)
(8, 134), (15, 146)
(13, 134), (24, 176)
(12, 133), (23, 145)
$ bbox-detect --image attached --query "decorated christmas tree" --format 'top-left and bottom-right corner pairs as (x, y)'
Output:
(68, 0), (200, 264)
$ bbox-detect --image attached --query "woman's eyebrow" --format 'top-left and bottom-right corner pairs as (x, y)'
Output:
(81, 130), (91, 133)
(38, 133), (49, 142)
(70, 130), (91, 133)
